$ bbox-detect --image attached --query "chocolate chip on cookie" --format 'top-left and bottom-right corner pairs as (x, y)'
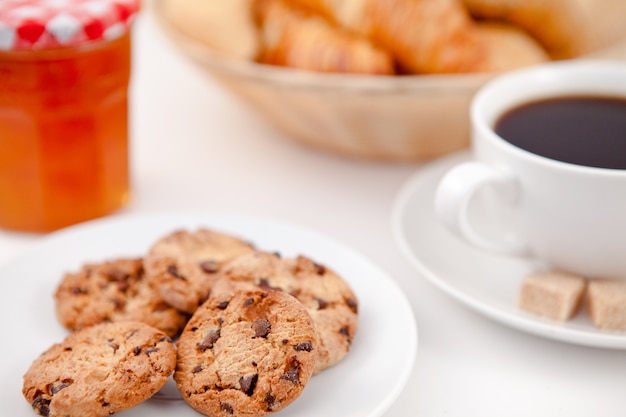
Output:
(144, 229), (255, 314)
(213, 251), (358, 374)
(175, 290), (317, 417)
(55, 258), (189, 338)
(22, 321), (176, 417)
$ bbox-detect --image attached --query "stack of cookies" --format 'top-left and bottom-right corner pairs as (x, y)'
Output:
(23, 228), (359, 417)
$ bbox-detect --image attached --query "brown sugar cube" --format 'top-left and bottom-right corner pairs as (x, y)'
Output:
(587, 279), (626, 331)
(518, 271), (586, 321)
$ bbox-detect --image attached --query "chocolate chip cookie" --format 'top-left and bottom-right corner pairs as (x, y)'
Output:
(175, 290), (317, 417)
(55, 258), (189, 338)
(213, 251), (358, 373)
(144, 228), (255, 314)
(22, 321), (176, 417)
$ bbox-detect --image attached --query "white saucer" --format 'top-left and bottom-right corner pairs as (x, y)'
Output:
(0, 212), (417, 416)
(392, 151), (626, 349)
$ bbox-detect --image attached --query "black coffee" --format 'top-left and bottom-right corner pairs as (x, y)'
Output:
(494, 96), (626, 169)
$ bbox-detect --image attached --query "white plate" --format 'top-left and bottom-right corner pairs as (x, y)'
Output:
(392, 151), (626, 350)
(0, 212), (417, 416)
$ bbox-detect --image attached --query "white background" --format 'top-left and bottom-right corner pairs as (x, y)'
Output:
(1, 6), (626, 417)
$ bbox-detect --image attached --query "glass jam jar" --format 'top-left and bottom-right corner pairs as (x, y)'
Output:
(0, 0), (140, 232)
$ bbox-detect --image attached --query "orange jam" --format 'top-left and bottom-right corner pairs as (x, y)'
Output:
(0, 32), (131, 232)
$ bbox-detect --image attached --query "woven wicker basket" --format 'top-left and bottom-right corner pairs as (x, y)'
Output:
(154, 0), (626, 162)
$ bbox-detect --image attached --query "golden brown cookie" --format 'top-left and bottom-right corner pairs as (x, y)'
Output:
(54, 258), (189, 338)
(144, 228), (255, 314)
(175, 290), (317, 417)
(213, 251), (358, 373)
(22, 321), (176, 417)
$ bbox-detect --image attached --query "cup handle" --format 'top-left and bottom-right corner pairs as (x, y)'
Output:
(435, 161), (529, 255)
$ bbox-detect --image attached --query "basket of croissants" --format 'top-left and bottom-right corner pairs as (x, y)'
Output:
(155, 0), (626, 161)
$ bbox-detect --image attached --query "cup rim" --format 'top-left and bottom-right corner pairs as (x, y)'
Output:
(471, 59), (626, 176)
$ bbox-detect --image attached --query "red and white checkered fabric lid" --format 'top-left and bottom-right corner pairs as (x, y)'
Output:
(0, 0), (140, 51)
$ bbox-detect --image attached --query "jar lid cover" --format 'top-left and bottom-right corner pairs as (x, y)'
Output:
(0, 0), (140, 51)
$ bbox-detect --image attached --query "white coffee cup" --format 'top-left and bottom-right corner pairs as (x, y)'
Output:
(435, 60), (626, 280)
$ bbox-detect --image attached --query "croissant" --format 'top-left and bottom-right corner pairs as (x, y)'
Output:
(254, 0), (395, 75)
(476, 22), (549, 72)
(160, 0), (259, 60)
(461, 0), (587, 59)
(284, 0), (489, 74)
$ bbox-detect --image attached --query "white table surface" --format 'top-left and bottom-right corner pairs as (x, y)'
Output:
(2, 7), (626, 417)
